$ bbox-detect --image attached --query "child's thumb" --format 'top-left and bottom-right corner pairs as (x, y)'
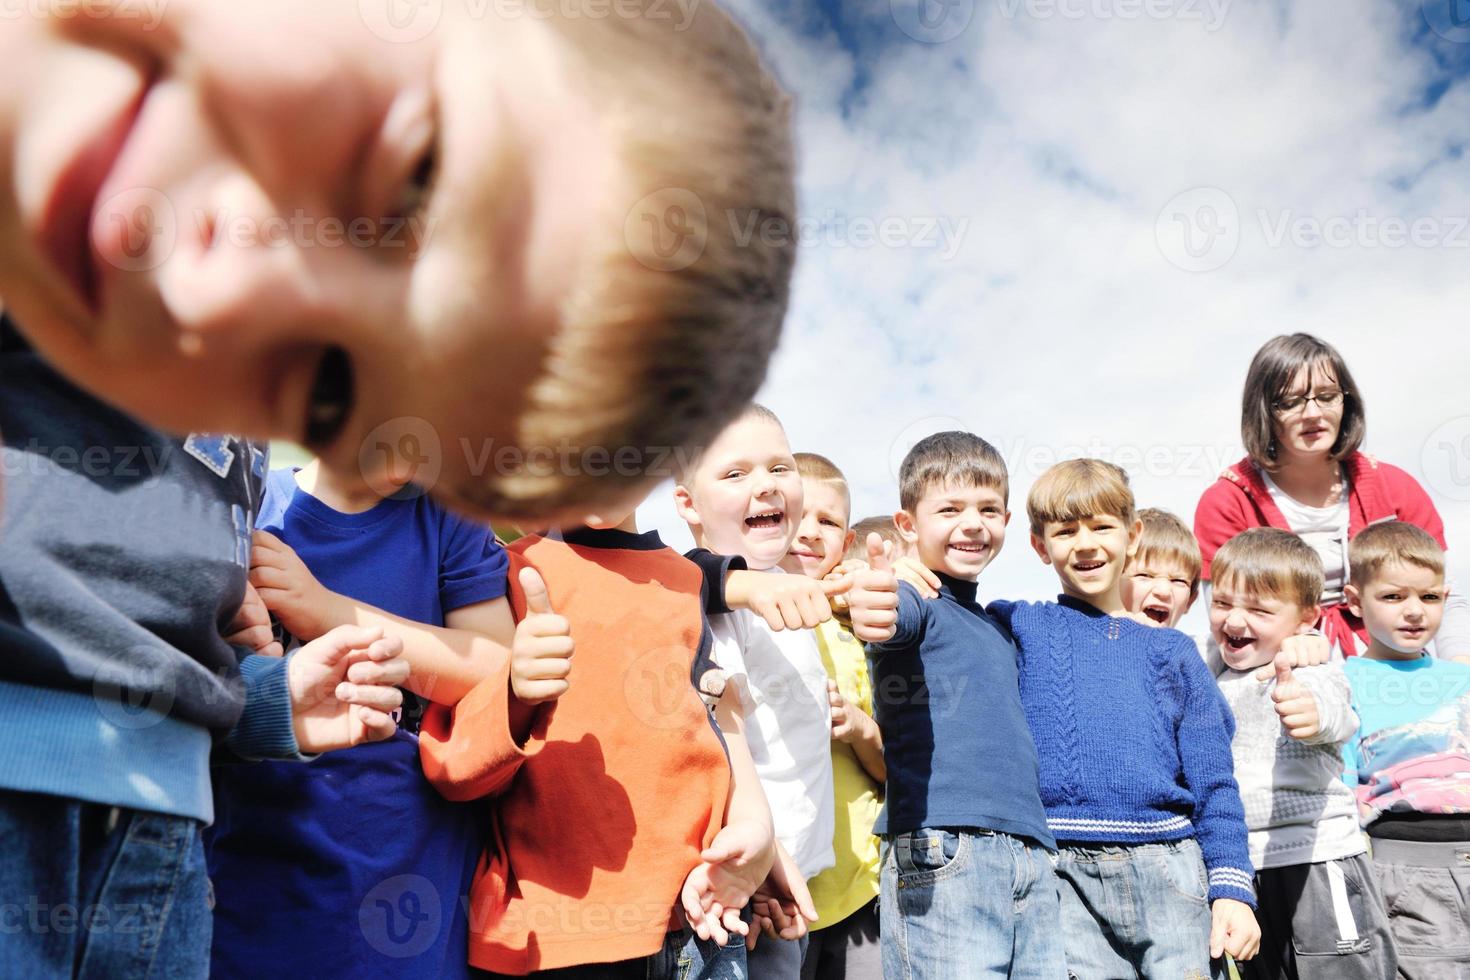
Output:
(699, 828), (748, 865)
(1208, 914), (1227, 959)
(1274, 655), (1294, 688)
(520, 567), (554, 615)
(866, 532), (891, 572)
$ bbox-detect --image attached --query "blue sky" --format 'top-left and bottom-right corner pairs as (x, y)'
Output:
(636, 0), (1470, 631)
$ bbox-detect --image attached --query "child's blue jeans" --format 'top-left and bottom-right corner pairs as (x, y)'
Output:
(480, 925), (747, 979)
(879, 826), (1066, 978)
(0, 788), (213, 980)
(1051, 837), (1224, 980)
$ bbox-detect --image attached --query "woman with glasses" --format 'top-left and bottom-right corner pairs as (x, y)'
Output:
(1194, 333), (1468, 658)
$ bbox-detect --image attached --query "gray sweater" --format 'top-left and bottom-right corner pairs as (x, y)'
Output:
(1212, 644), (1364, 870)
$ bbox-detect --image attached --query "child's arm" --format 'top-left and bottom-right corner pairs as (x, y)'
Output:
(418, 567), (569, 801)
(680, 688), (777, 944)
(724, 569), (850, 631)
(1172, 636), (1260, 957)
(828, 679), (885, 783)
(250, 530), (514, 705)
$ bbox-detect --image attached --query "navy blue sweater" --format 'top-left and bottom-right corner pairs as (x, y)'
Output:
(867, 575), (1053, 847)
(989, 597), (1255, 906)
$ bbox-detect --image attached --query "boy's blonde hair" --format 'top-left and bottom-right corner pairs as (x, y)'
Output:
(1132, 508), (1203, 595)
(847, 516), (904, 561)
(794, 452), (851, 521)
(898, 432), (1009, 513)
(1211, 528), (1324, 610)
(1026, 459), (1134, 536)
(674, 403), (785, 484)
(1349, 521), (1446, 585)
(469, 3), (795, 517)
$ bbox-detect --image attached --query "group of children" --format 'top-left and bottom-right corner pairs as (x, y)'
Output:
(191, 399), (1468, 980)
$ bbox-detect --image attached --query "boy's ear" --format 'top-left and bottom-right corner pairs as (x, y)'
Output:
(1004, 509), (1013, 526)
(1296, 604), (1322, 632)
(672, 483), (701, 529)
(842, 528), (857, 555)
(1125, 518), (1143, 558)
(1343, 583), (1362, 617)
(1030, 531), (1053, 565)
(893, 511), (919, 544)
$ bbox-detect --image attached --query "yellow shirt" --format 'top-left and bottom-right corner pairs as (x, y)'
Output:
(806, 619), (883, 929)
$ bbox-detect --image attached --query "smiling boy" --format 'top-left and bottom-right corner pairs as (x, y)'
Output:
(849, 431), (1063, 978)
(1207, 528), (1393, 980)
(674, 404), (832, 978)
(0, 0), (795, 523)
(987, 459), (1259, 979)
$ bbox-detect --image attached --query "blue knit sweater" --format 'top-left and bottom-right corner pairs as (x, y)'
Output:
(868, 577), (1053, 847)
(988, 597), (1256, 906)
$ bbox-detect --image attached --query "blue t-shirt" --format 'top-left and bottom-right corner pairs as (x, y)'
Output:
(866, 574), (1053, 847)
(207, 468), (509, 979)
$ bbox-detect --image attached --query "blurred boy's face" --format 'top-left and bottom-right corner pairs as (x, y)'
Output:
(1346, 562), (1446, 660)
(780, 477), (852, 580)
(896, 481), (1008, 582)
(0, 1), (612, 522)
(675, 416), (802, 571)
(1208, 578), (1318, 671)
(1031, 513), (1138, 603)
(1121, 558), (1197, 629)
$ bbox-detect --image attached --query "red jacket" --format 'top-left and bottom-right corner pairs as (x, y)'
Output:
(1194, 452), (1447, 655)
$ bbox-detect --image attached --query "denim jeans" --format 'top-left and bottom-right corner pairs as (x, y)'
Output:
(0, 788), (212, 980)
(483, 925), (747, 979)
(880, 827), (1065, 979)
(1052, 838), (1222, 980)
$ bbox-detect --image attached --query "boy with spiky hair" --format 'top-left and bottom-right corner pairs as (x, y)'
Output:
(989, 459), (1259, 979)
(849, 430), (1064, 978)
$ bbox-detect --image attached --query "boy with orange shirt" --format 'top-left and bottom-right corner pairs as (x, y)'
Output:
(418, 498), (792, 978)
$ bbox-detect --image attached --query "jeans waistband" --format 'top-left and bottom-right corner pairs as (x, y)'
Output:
(1371, 837), (1470, 868)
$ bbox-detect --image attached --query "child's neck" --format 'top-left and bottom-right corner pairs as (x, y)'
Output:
(294, 460), (382, 514)
(1362, 638), (1424, 663)
(1061, 582), (1127, 617)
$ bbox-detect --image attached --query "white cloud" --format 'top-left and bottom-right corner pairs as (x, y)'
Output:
(639, 0), (1470, 634)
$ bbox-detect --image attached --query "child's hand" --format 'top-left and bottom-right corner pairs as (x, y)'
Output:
(848, 533), (899, 644)
(892, 555), (940, 599)
(680, 818), (774, 943)
(746, 839), (818, 950)
(1209, 897), (1260, 961)
(288, 625), (409, 753)
(738, 571), (849, 631)
(828, 679), (872, 744)
(1271, 659), (1320, 739)
(1254, 633), (1331, 680)
(250, 530), (344, 642)
(224, 581), (283, 657)
(510, 568), (573, 705)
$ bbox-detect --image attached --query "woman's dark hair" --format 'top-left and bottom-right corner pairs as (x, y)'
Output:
(1241, 334), (1364, 470)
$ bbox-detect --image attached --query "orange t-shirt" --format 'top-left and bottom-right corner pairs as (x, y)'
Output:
(419, 528), (732, 974)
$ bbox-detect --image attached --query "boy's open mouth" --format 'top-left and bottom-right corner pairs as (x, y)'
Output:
(1142, 603), (1171, 624)
(949, 541), (986, 553)
(1224, 634), (1254, 651)
(745, 510), (784, 529)
(1397, 626), (1425, 638)
(1073, 560), (1106, 573)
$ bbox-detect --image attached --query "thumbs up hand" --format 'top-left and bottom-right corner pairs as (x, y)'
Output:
(1271, 657), (1320, 740)
(849, 532), (900, 644)
(511, 567), (574, 705)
